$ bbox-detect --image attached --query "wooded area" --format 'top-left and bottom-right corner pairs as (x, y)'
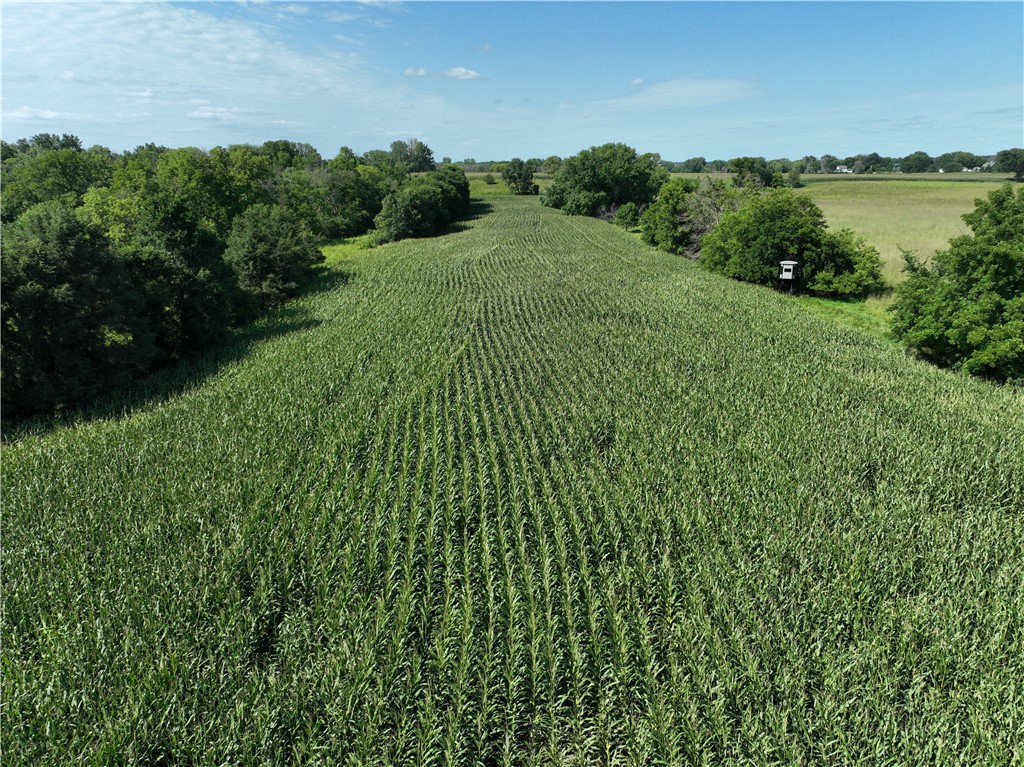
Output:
(1, 134), (469, 417)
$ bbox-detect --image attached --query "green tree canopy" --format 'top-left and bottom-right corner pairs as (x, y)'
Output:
(1, 200), (152, 416)
(890, 184), (1024, 382)
(541, 143), (668, 217)
(901, 151), (934, 173)
(373, 167), (470, 243)
(224, 204), (324, 309)
(699, 188), (885, 298)
(728, 156), (782, 188)
(501, 158), (537, 195)
(640, 177), (748, 257)
(994, 148), (1024, 182)
(1, 141), (115, 222)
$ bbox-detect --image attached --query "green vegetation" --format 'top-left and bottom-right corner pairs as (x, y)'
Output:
(612, 200), (639, 228)
(0, 134), (467, 419)
(321, 234), (375, 265)
(697, 188), (886, 299)
(224, 204), (324, 309)
(372, 166), (471, 244)
(995, 148), (1024, 182)
(793, 293), (895, 341)
(727, 156), (784, 188)
(5, 194), (1023, 765)
(500, 158), (538, 195)
(541, 142), (667, 217)
(798, 178), (1008, 283)
(890, 184), (1023, 383)
(640, 176), (746, 257)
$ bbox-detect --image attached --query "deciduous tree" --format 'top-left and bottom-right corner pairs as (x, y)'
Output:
(995, 148), (1024, 182)
(501, 158), (537, 195)
(890, 184), (1023, 382)
(224, 204), (324, 309)
(541, 143), (667, 217)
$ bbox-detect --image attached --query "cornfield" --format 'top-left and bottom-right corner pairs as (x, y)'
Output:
(4, 195), (1023, 765)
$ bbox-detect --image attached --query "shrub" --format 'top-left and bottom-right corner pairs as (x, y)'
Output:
(806, 229), (886, 298)
(890, 184), (1024, 382)
(613, 201), (640, 229)
(699, 188), (885, 298)
(373, 167), (470, 244)
(640, 177), (749, 257)
(640, 178), (699, 254)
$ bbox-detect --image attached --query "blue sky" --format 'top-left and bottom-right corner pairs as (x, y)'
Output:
(3, 1), (1021, 161)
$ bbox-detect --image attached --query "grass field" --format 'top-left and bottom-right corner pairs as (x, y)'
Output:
(4, 194), (1023, 765)
(797, 178), (1008, 284)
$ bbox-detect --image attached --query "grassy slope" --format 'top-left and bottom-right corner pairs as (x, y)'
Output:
(3, 195), (1023, 765)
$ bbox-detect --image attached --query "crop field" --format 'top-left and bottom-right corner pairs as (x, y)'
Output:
(3, 195), (1023, 765)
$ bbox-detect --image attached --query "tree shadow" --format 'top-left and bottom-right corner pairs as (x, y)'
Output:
(466, 199), (494, 220)
(304, 267), (352, 296)
(443, 200), (494, 235)
(1, 268), (351, 444)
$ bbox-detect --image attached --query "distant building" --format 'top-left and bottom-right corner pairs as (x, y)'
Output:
(833, 165), (854, 174)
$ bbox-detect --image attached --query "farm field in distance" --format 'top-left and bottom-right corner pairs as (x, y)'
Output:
(797, 176), (1009, 284)
(3, 193), (1023, 765)
(492, 172), (1008, 285)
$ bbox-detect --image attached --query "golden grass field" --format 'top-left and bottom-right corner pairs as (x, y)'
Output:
(797, 177), (1009, 284)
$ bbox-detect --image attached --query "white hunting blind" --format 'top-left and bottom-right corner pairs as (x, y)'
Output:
(779, 260), (798, 280)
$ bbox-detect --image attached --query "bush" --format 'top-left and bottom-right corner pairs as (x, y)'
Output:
(613, 201), (640, 228)
(640, 177), (748, 257)
(890, 184), (1023, 382)
(639, 178), (699, 254)
(224, 204), (324, 308)
(373, 167), (470, 244)
(699, 188), (886, 298)
(806, 228), (886, 298)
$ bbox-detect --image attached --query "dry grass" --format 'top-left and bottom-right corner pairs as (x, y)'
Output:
(797, 178), (1008, 284)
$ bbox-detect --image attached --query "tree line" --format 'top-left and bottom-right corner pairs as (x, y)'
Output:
(663, 149), (1024, 178)
(1, 134), (469, 418)
(445, 149), (1024, 181)
(541, 142), (1023, 384)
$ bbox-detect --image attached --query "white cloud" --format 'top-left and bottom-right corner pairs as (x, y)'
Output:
(3, 105), (83, 121)
(445, 67), (482, 81)
(599, 78), (756, 110)
(405, 66), (483, 80)
(188, 106), (238, 121)
(629, 79), (645, 88)
(0, 2), (403, 147)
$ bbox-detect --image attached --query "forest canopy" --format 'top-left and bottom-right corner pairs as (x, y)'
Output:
(0, 134), (468, 418)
